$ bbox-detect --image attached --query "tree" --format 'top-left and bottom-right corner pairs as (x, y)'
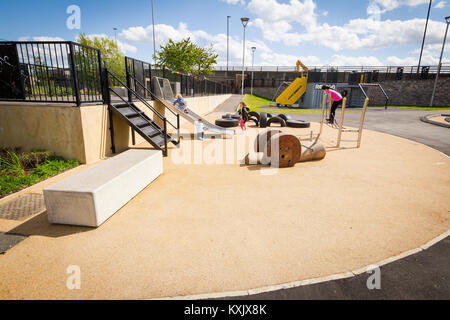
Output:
(77, 33), (126, 82)
(153, 38), (218, 76)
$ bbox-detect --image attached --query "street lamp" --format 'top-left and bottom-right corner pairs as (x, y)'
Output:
(113, 28), (118, 43)
(241, 17), (249, 97)
(418, 0), (432, 73)
(251, 46), (256, 95)
(227, 16), (231, 74)
(430, 16), (450, 107)
(151, 0), (157, 66)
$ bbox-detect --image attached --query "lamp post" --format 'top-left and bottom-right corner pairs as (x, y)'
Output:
(251, 46), (256, 95)
(151, 0), (157, 66)
(430, 16), (450, 107)
(240, 17), (249, 97)
(418, 0), (432, 73)
(113, 28), (118, 43)
(227, 16), (231, 74)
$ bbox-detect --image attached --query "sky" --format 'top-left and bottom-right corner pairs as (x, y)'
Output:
(0, 0), (449, 67)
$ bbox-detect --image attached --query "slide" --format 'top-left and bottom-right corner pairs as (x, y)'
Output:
(152, 77), (235, 136)
(275, 77), (307, 105)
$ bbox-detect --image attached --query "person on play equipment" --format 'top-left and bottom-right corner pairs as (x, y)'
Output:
(173, 94), (189, 114)
(238, 102), (249, 122)
(239, 116), (246, 132)
(195, 118), (204, 141)
(322, 85), (343, 124)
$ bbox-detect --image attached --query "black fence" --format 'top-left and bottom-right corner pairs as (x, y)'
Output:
(150, 67), (233, 97)
(0, 41), (103, 105)
(0, 41), (233, 106)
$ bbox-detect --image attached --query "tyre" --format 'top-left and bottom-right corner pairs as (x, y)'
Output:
(286, 119), (311, 128)
(267, 117), (286, 127)
(278, 114), (292, 121)
(247, 116), (259, 127)
(222, 114), (232, 119)
(215, 118), (239, 128)
(248, 111), (261, 122)
(267, 113), (273, 118)
(231, 113), (241, 120)
(259, 112), (268, 128)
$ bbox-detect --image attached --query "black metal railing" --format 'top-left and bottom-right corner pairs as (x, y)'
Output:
(0, 41), (103, 105)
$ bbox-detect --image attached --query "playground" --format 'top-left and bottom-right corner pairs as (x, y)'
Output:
(0, 40), (449, 300)
(0, 102), (449, 299)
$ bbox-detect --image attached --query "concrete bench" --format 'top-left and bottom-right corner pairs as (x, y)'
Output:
(44, 149), (163, 227)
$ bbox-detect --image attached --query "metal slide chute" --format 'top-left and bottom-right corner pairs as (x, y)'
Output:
(152, 77), (235, 136)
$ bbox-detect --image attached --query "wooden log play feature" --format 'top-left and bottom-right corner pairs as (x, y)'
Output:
(266, 133), (302, 168)
(245, 130), (326, 168)
(298, 141), (326, 162)
(254, 129), (282, 152)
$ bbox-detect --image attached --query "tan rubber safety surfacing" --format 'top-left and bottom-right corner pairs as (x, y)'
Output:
(0, 122), (448, 299)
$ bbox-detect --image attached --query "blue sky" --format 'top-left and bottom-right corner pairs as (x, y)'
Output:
(1, 0), (449, 67)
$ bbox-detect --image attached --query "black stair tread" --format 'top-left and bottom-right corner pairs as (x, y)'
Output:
(117, 107), (139, 117)
(141, 125), (161, 137)
(129, 117), (149, 127)
(113, 103), (131, 109)
(151, 134), (166, 147)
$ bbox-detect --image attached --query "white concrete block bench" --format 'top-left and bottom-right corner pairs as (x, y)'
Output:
(44, 149), (163, 227)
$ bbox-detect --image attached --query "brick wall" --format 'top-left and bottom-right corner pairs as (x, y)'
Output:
(374, 77), (450, 107)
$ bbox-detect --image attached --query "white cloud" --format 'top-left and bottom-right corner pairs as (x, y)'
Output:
(18, 36), (65, 42)
(434, 1), (446, 8)
(329, 55), (383, 66)
(219, 0), (246, 5)
(83, 33), (138, 54)
(247, 0), (448, 52)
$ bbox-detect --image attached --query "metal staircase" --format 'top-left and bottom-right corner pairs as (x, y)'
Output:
(104, 70), (180, 157)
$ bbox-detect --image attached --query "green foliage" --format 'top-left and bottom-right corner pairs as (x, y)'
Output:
(0, 150), (25, 177)
(77, 33), (126, 82)
(154, 38), (218, 76)
(0, 150), (79, 197)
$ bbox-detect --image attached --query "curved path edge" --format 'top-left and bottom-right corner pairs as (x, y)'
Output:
(420, 114), (450, 129)
(154, 229), (450, 300)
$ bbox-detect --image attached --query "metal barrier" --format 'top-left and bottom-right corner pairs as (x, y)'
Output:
(0, 41), (103, 105)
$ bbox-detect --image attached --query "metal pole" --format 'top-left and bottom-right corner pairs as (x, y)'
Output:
(430, 18), (450, 107)
(227, 16), (230, 74)
(251, 47), (256, 95)
(151, 0), (157, 66)
(418, 0), (432, 73)
(241, 27), (246, 97)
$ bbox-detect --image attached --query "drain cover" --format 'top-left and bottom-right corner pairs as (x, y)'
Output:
(0, 232), (27, 254)
(0, 194), (45, 220)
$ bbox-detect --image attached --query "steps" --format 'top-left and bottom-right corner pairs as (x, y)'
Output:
(109, 102), (178, 155)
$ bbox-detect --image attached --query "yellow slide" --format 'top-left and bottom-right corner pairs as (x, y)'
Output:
(275, 60), (308, 105)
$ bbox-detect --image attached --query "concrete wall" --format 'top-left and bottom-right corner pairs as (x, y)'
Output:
(0, 94), (231, 164)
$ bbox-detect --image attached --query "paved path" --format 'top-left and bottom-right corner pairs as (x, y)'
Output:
(208, 95), (242, 114)
(228, 107), (450, 300)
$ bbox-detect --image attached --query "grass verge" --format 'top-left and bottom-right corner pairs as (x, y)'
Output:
(0, 149), (79, 198)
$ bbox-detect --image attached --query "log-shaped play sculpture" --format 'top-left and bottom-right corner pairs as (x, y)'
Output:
(298, 141), (326, 162)
(266, 133), (302, 168)
(245, 130), (326, 168)
(254, 129), (282, 152)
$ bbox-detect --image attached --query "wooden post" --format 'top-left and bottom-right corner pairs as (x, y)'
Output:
(357, 98), (369, 148)
(336, 97), (347, 148)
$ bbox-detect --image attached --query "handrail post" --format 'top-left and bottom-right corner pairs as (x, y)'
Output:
(69, 42), (81, 106)
(163, 119), (168, 156)
(125, 57), (133, 103)
(337, 97), (347, 148)
(357, 98), (369, 148)
(177, 114), (180, 144)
